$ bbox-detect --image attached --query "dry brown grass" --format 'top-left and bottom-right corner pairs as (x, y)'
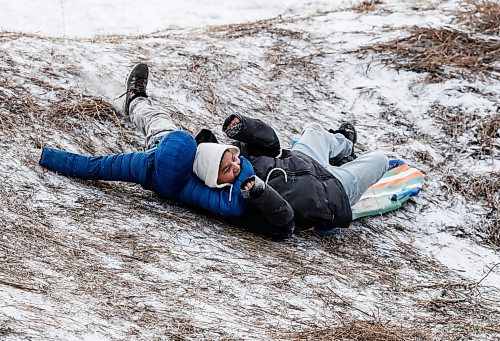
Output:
(286, 319), (430, 341)
(357, 0), (500, 81)
(46, 98), (118, 122)
(484, 214), (500, 248)
(416, 279), (500, 335)
(0, 94), (118, 134)
(423, 104), (499, 163)
(443, 172), (499, 210)
(427, 105), (480, 139)
(208, 17), (302, 40)
(456, 0), (500, 35)
(360, 27), (500, 81)
(265, 40), (325, 81)
(479, 114), (500, 147)
(443, 172), (500, 246)
(352, 0), (384, 13)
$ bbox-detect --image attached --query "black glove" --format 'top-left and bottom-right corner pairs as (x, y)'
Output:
(195, 129), (219, 145)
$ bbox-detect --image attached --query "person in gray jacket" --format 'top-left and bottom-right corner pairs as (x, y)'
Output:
(193, 114), (389, 238)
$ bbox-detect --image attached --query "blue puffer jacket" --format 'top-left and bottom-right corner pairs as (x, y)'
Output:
(39, 131), (254, 217)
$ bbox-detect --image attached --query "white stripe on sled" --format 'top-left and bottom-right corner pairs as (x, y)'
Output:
(359, 183), (422, 200)
(376, 168), (422, 185)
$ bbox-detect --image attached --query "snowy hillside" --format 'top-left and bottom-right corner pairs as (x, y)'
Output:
(1, 0), (499, 340)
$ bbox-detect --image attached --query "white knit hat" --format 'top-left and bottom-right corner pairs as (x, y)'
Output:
(193, 143), (240, 188)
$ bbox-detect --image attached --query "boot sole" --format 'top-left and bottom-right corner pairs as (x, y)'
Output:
(123, 63), (149, 114)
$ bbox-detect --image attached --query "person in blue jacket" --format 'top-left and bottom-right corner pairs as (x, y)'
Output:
(39, 63), (254, 218)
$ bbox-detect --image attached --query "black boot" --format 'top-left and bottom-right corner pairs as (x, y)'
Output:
(329, 122), (357, 145)
(123, 63), (149, 115)
(329, 122), (357, 166)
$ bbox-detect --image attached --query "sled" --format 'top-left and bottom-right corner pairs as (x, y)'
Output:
(351, 162), (424, 220)
(314, 161), (424, 235)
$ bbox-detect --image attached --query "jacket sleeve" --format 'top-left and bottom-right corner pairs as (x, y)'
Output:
(173, 157), (254, 218)
(230, 176), (295, 240)
(39, 147), (154, 187)
(222, 114), (281, 157)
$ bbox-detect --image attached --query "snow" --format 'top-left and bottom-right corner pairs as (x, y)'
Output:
(1, 0), (499, 339)
(414, 208), (500, 287)
(0, 0), (346, 37)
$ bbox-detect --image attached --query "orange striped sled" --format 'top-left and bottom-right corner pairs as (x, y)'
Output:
(351, 163), (424, 220)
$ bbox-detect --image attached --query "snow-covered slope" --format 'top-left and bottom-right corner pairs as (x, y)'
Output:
(0, 0), (345, 37)
(1, 0), (499, 339)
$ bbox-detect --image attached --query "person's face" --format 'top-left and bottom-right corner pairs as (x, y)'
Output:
(218, 150), (241, 184)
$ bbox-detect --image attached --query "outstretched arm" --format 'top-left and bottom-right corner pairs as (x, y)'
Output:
(39, 147), (154, 188)
(222, 114), (281, 157)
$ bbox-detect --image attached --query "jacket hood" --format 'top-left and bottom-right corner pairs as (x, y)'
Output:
(193, 143), (240, 188)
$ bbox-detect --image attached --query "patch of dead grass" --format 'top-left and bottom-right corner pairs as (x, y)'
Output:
(265, 40), (325, 81)
(46, 98), (118, 122)
(483, 213), (500, 247)
(456, 0), (500, 35)
(428, 106), (481, 139)
(0, 322), (13, 337)
(0, 95), (118, 136)
(479, 114), (500, 147)
(443, 171), (500, 246)
(424, 105), (498, 160)
(286, 319), (430, 341)
(208, 17), (302, 40)
(360, 27), (500, 81)
(352, 0), (384, 13)
(443, 172), (499, 210)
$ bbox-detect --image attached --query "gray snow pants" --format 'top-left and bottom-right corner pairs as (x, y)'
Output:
(291, 123), (388, 207)
(129, 97), (177, 149)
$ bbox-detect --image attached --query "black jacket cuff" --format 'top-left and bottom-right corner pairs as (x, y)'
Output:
(240, 175), (265, 200)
